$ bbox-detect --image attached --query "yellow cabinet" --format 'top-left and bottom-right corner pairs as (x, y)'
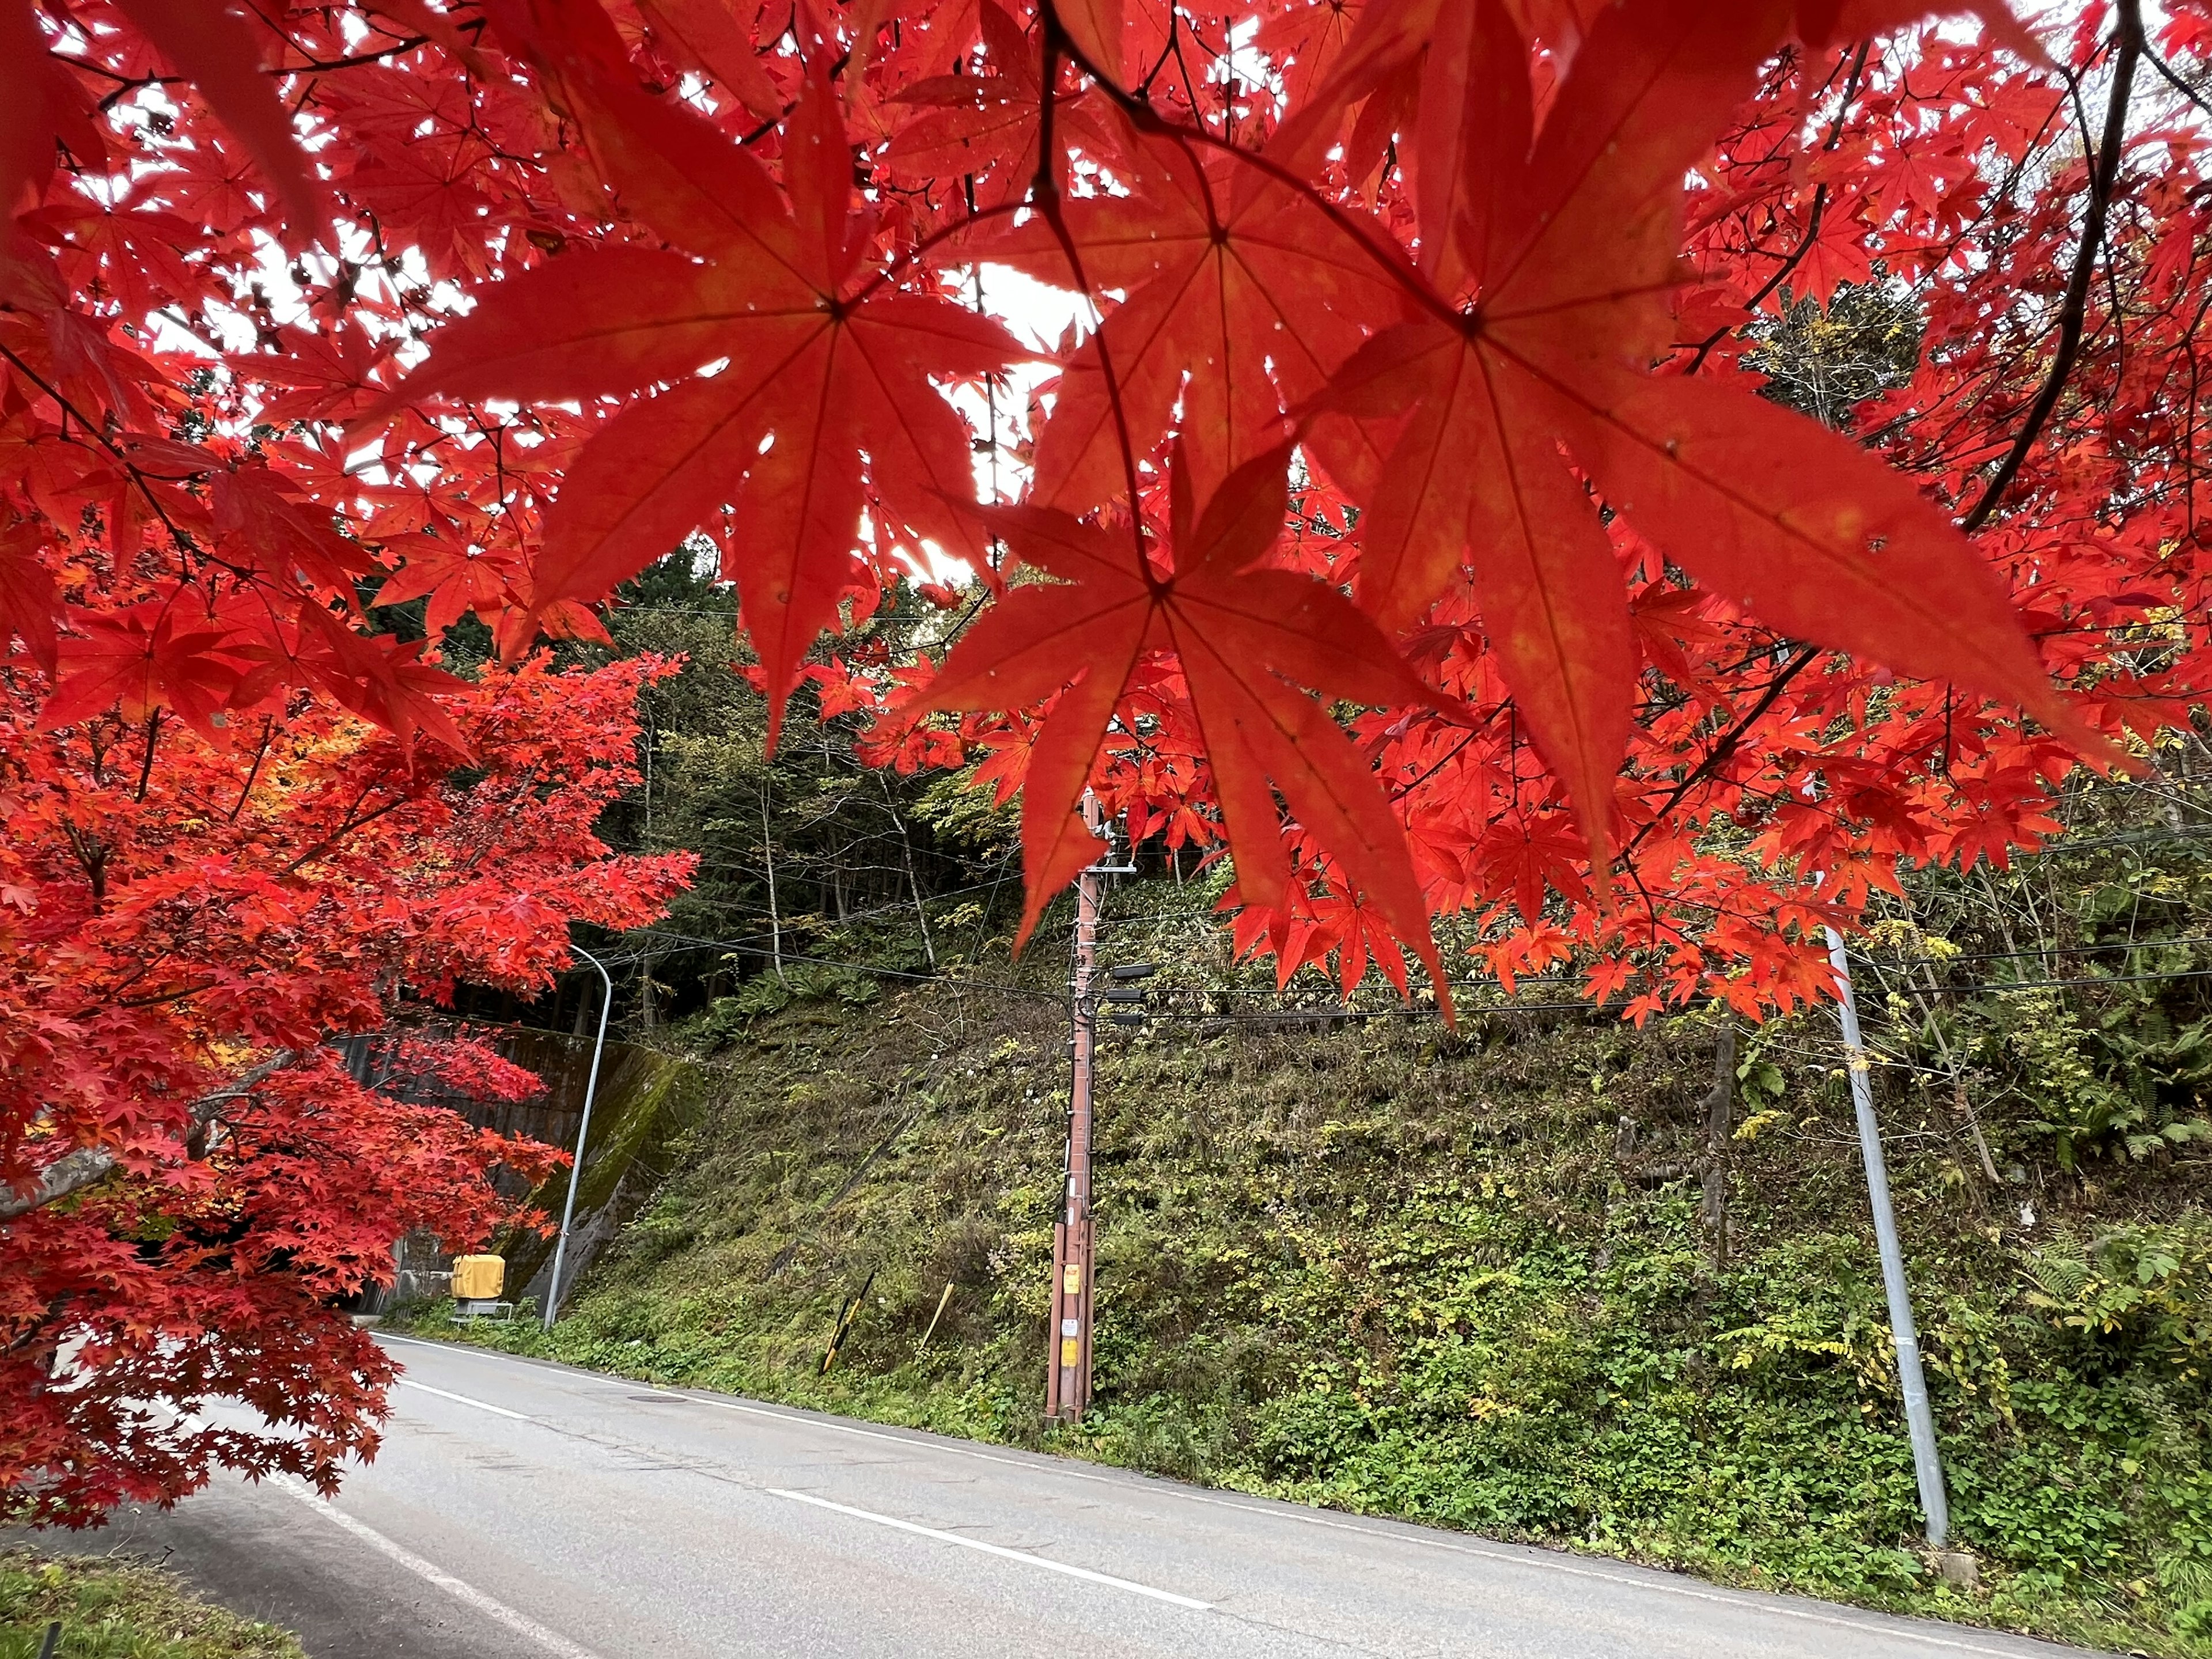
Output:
(450, 1255), (506, 1300)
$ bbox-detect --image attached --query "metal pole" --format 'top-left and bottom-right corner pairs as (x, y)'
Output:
(544, 944), (613, 1331)
(1826, 925), (1951, 1547)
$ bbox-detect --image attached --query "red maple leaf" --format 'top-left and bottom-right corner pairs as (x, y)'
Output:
(1320, 0), (2108, 873)
(917, 440), (1455, 1006)
(363, 31), (1020, 743)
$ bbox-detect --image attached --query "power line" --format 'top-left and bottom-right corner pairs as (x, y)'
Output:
(1851, 934), (2212, 968)
(2018, 826), (2212, 857)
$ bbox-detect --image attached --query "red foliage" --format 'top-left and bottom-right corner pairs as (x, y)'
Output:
(0, 653), (691, 1525)
(1, 0), (2209, 1518)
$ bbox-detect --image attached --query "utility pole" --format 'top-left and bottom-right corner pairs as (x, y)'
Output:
(1826, 926), (1952, 1548)
(1046, 796), (1106, 1422)
(546, 944), (613, 1331)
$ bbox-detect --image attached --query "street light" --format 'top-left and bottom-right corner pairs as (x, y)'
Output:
(543, 944), (612, 1331)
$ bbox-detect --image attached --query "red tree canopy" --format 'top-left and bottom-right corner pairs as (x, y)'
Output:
(5, 0), (2200, 1018)
(0, 649), (691, 1524)
(2, 0), (2205, 1008)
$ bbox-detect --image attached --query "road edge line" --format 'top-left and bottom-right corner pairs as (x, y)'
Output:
(267, 1472), (606, 1659)
(394, 1376), (535, 1422)
(764, 1487), (1212, 1611)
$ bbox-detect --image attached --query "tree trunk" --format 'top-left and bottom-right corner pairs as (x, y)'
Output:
(880, 776), (935, 969)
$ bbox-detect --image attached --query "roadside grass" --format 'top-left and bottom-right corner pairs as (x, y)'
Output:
(0, 1550), (303, 1659)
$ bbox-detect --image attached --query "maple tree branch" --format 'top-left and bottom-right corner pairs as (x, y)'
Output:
(278, 794), (414, 877)
(1624, 647), (1819, 855)
(133, 709), (164, 802)
(228, 717), (278, 823)
(112, 979), (220, 1012)
(1682, 183), (1828, 374)
(0, 343), (198, 553)
(0, 1051), (298, 1222)
(2145, 48), (2212, 121)
(1960, 2), (2143, 532)
(1683, 45), (1872, 375)
(274, 37), (429, 74)
(848, 200), (1021, 308)
(1390, 702), (1514, 801)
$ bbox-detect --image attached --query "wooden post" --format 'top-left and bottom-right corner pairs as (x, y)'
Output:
(1701, 1021), (1737, 1266)
(1046, 795), (1104, 1422)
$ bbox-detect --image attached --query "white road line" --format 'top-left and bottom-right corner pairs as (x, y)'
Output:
(264, 1472), (605, 1659)
(377, 1346), (1211, 1612)
(378, 1338), (2046, 1657)
(395, 1376), (534, 1421)
(764, 1486), (1212, 1610)
(659, 1391), (2046, 1656)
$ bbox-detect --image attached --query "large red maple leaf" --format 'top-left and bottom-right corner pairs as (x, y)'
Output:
(361, 26), (1020, 741)
(915, 441), (1456, 1006)
(1317, 0), (2105, 872)
(979, 112), (1410, 513)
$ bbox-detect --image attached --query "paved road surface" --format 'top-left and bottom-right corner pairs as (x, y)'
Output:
(37, 1335), (2104, 1659)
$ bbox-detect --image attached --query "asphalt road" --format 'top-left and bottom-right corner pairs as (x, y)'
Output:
(35, 1334), (2106, 1659)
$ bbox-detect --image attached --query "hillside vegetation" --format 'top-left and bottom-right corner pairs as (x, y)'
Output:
(424, 876), (2212, 1658)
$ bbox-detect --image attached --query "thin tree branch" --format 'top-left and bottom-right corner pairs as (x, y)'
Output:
(0, 1050), (299, 1222)
(1960, 3), (2144, 532)
(1625, 647), (1818, 854)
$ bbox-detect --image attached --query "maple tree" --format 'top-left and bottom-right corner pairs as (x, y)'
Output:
(1, 651), (692, 1525)
(2, 0), (2209, 1518)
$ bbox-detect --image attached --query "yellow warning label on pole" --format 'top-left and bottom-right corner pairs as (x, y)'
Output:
(1060, 1337), (1081, 1365)
(1063, 1264), (1081, 1295)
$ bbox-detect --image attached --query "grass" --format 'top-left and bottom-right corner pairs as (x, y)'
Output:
(0, 1550), (303, 1659)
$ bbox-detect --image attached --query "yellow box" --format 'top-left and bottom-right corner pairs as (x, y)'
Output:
(450, 1255), (505, 1300)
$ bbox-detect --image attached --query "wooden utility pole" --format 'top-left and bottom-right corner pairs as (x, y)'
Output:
(1700, 1020), (1737, 1267)
(1046, 795), (1107, 1421)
